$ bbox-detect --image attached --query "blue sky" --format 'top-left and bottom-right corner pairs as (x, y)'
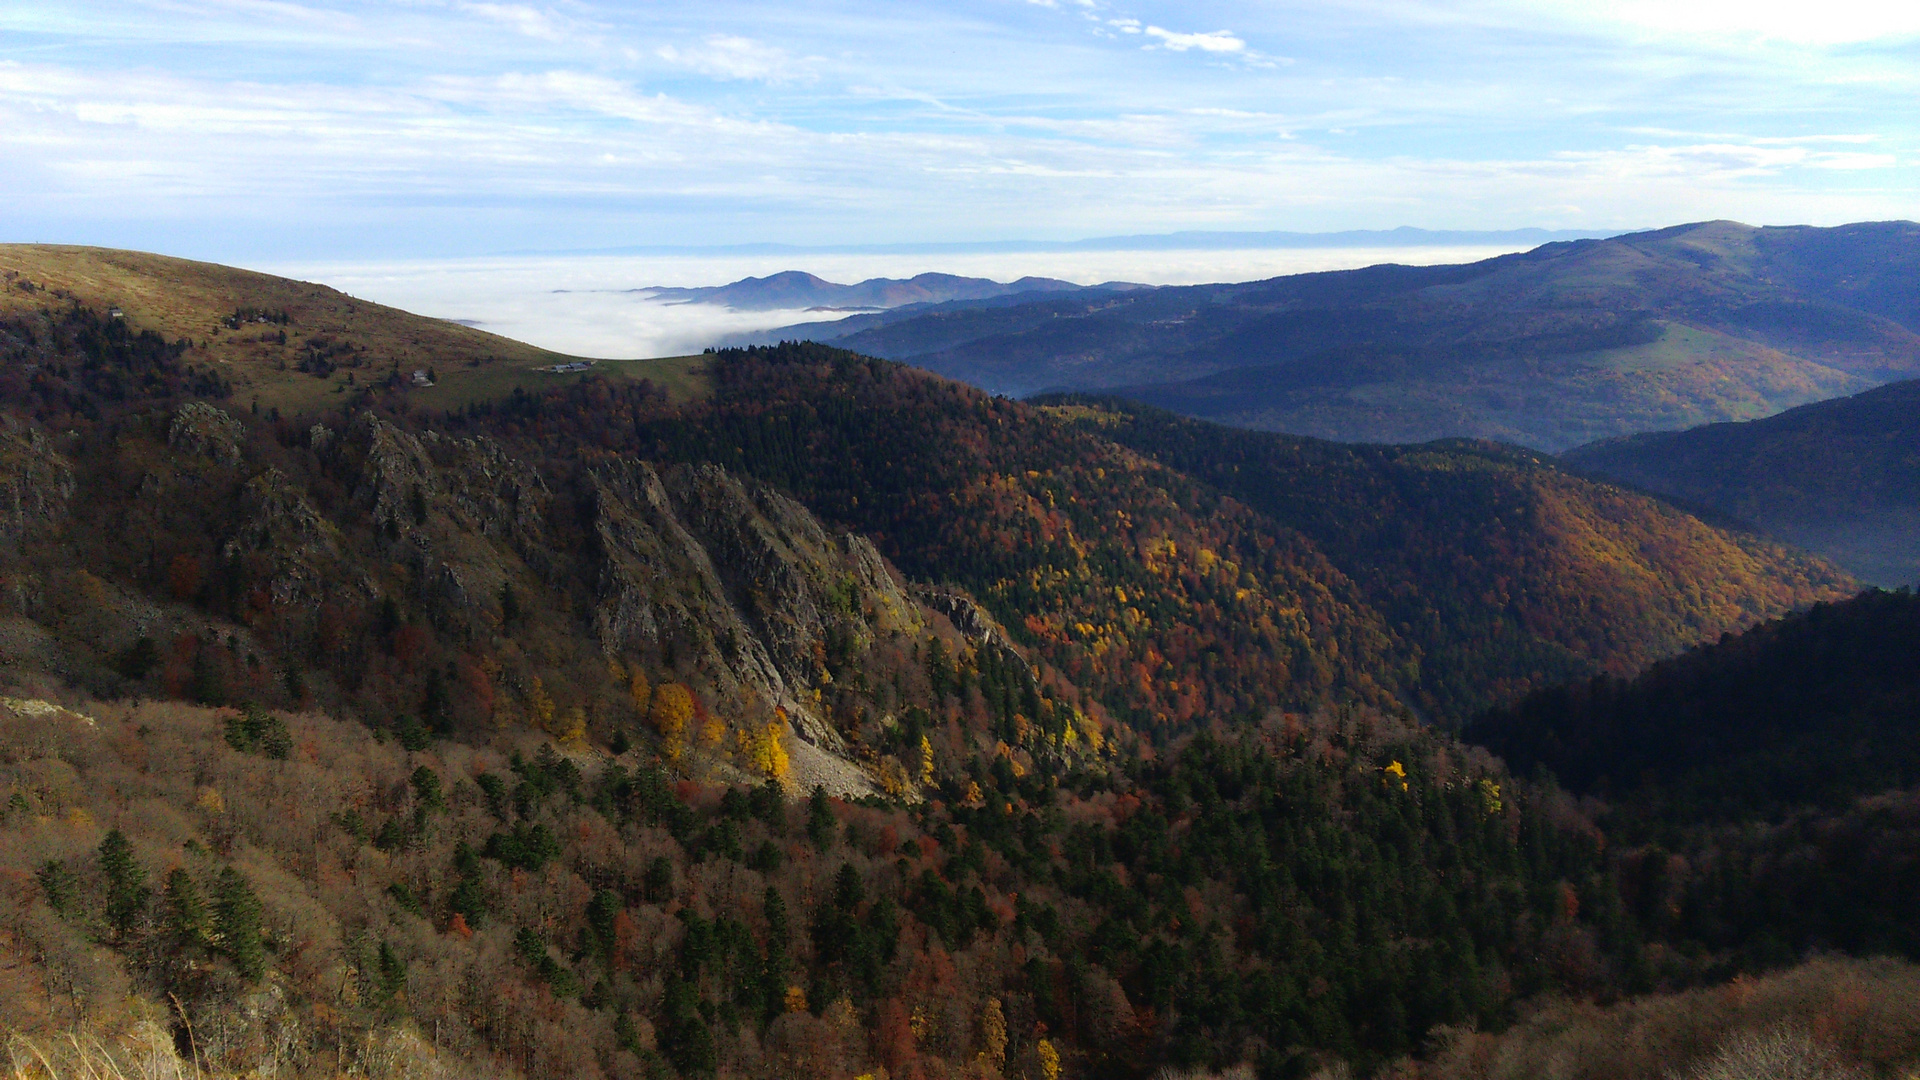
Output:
(2, 0), (1916, 260)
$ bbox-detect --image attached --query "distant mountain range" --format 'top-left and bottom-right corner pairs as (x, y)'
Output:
(1566, 377), (1920, 586)
(640, 270), (1101, 312)
(733, 220), (1920, 451)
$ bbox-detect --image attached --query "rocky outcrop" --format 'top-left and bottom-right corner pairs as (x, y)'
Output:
(129, 408), (949, 779)
(167, 402), (247, 464)
(661, 463), (921, 693)
(913, 583), (1021, 656)
(587, 459), (839, 741)
(579, 458), (947, 757)
(0, 420), (73, 553)
(319, 414), (554, 617)
(224, 468), (347, 608)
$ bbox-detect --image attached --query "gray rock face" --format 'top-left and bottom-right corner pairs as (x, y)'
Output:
(913, 583), (1022, 657)
(661, 462), (918, 692)
(225, 468), (344, 608)
(0, 421), (73, 554)
(167, 402), (247, 464)
(314, 414), (924, 750)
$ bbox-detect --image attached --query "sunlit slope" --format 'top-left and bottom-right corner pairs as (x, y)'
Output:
(0, 244), (707, 412)
(1037, 396), (1855, 717)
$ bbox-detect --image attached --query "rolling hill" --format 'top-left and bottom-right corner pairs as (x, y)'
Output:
(752, 220), (1920, 450)
(1563, 378), (1920, 586)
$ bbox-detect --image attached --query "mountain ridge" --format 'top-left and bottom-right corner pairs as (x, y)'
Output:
(1563, 376), (1920, 585)
(740, 220), (1920, 450)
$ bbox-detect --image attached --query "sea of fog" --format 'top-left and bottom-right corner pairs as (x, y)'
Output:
(259, 245), (1527, 360)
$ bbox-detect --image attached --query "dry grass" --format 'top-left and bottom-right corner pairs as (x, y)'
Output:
(4, 1023), (189, 1080)
(1419, 957), (1920, 1080)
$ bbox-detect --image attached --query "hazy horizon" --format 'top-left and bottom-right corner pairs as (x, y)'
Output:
(262, 241), (1537, 359)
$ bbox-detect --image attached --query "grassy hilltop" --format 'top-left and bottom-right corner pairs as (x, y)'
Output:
(0, 244), (708, 414)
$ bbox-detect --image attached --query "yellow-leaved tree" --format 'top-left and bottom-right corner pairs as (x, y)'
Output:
(978, 997), (1007, 1073)
(1037, 1038), (1060, 1080)
(555, 706), (587, 747)
(699, 710), (727, 750)
(650, 682), (694, 762)
(737, 710), (790, 782)
(525, 676), (556, 732)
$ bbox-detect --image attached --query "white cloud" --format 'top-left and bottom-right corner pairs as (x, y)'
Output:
(3, 0), (1916, 260)
(656, 35), (813, 83)
(1143, 27), (1245, 53)
(462, 3), (567, 42)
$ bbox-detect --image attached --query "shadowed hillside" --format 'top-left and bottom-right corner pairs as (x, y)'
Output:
(1564, 378), (1920, 586)
(1466, 587), (1920, 968)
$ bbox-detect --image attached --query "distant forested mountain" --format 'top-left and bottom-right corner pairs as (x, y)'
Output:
(749, 220), (1920, 450)
(644, 270), (1089, 311)
(1564, 378), (1920, 585)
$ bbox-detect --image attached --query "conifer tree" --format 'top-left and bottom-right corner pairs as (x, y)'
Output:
(98, 829), (147, 941)
(213, 866), (265, 981)
(164, 867), (207, 948)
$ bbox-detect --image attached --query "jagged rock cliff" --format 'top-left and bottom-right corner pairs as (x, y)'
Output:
(0, 402), (967, 792)
(0, 419), (72, 554)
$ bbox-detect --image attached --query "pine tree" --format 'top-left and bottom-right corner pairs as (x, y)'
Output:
(98, 829), (147, 941)
(164, 868), (208, 947)
(213, 866), (265, 980)
(806, 785), (836, 851)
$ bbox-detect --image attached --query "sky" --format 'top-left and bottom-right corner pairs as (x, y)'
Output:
(3, 0), (1916, 266)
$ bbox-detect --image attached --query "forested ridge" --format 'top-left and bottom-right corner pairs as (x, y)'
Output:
(0, 313), (1915, 1079)
(1564, 377), (1920, 586)
(467, 343), (1840, 729)
(1030, 396), (1843, 718)
(1467, 586), (1920, 971)
(1468, 587), (1920, 822)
